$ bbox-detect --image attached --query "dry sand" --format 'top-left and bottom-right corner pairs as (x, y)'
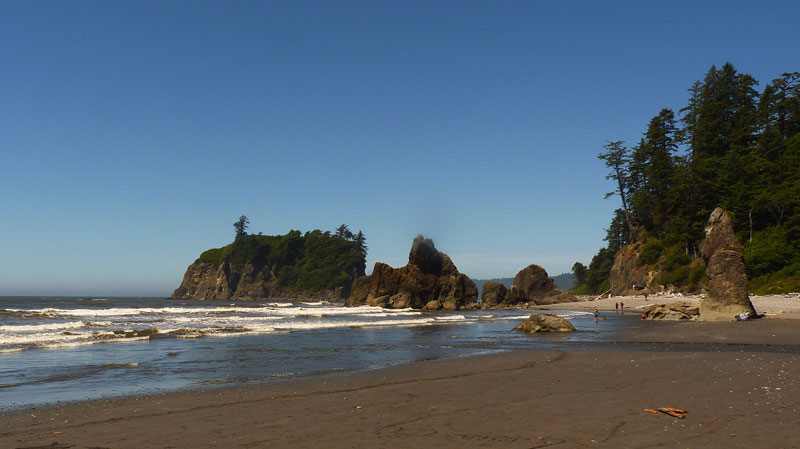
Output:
(3, 316), (800, 448)
(539, 293), (800, 319)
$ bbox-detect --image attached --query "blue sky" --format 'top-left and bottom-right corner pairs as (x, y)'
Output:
(1, 1), (798, 296)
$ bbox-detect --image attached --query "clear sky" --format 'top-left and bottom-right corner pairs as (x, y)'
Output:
(1, 1), (798, 296)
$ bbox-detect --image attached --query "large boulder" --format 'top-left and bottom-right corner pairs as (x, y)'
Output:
(699, 208), (757, 321)
(513, 313), (576, 333)
(480, 282), (508, 309)
(642, 302), (699, 320)
(345, 235), (478, 310)
(504, 265), (577, 306)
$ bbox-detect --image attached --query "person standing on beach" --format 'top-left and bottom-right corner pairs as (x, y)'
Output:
(620, 301), (624, 312)
(615, 302), (619, 312)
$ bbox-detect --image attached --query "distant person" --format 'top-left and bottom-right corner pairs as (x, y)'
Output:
(615, 302), (619, 312)
(593, 307), (599, 319)
(620, 301), (624, 312)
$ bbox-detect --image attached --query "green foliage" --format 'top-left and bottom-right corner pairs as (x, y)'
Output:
(749, 262), (800, 294)
(638, 239), (665, 266)
(594, 64), (800, 291)
(570, 283), (592, 295)
(745, 227), (798, 278)
(585, 247), (616, 294)
(195, 227), (368, 293)
(233, 215), (249, 238)
(572, 262), (588, 285)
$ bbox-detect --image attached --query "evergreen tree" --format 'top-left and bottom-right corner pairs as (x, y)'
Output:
(234, 215), (249, 238)
(354, 231), (367, 258)
(572, 262), (588, 286)
(598, 141), (635, 238)
(630, 109), (679, 234)
(335, 224), (355, 240)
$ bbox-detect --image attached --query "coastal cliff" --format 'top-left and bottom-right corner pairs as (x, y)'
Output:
(172, 230), (366, 301)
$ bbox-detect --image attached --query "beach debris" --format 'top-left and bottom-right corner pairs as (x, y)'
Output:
(644, 407), (688, 419)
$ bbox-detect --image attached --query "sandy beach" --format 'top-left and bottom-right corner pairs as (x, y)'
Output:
(540, 293), (800, 319)
(3, 311), (800, 448)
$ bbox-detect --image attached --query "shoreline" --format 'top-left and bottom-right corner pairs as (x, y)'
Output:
(3, 319), (800, 448)
(536, 293), (800, 319)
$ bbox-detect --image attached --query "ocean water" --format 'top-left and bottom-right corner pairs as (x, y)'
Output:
(0, 296), (625, 409)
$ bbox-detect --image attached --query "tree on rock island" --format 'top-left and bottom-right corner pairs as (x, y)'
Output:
(234, 215), (249, 238)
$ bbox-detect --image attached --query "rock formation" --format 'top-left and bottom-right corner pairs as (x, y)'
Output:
(171, 260), (346, 301)
(513, 313), (576, 333)
(699, 208), (757, 321)
(642, 302), (699, 320)
(480, 282), (508, 309)
(172, 231), (364, 301)
(344, 235), (478, 310)
(608, 239), (656, 295)
(503, 265), (577, 306)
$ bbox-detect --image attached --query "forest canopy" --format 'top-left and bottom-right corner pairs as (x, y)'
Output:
(197, 225), (367, 293)
(575, 63), (800, 294)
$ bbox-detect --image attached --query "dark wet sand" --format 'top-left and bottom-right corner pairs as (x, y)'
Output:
(2, 319), (799, 449)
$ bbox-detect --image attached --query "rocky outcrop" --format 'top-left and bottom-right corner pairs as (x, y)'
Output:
(642, 302), (699, 320)
(172, 260), (276, 300)
(480, 282), (508, 309)
(699, 208), (757, 321)
(503, 265), (577, 306)
(608, 240), (657, 295)
(513, 313), (576, 333)
(172, 260), (345, 301)
(344, 235), (478, 310)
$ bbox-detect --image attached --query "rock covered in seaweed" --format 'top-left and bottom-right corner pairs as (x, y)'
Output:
(513, 313), (576, 333)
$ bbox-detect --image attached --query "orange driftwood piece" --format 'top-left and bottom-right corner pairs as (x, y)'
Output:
(644, 407), (689, 418)
(657, 407), (688, 418)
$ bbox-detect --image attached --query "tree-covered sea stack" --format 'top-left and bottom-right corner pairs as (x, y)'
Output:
(172, 224), (367, 301)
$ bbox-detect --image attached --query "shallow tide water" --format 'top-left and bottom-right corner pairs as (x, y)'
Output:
(0, 296), (627, 409)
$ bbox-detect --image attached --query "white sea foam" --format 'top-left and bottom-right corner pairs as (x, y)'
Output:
(0, 300), (596, 353)
(0, 321), (86, 332)
(434, 315), (467, 321)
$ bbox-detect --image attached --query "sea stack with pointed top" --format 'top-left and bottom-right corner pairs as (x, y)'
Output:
(699, 207), (757, 321)
(344, 235), (478, 310)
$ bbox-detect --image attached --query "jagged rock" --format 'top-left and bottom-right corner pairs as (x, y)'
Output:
(513, 313), (576, 333)
(699, 208), (757, 321)
(344, 276), (372, 307)
(345, 235), (478, 310)
(608, 239), (657, 295)
(480, 282), (508, 309)
(171, 260), (276, 300)
(504, 265), (577, 306)
(642, 302), (699, 320)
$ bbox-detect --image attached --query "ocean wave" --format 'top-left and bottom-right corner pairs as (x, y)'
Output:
(434, 315), (467, 321)
(0, 321), (86, 332)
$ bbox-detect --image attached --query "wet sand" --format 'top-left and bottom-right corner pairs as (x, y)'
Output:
(2, 319), (800, 448)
